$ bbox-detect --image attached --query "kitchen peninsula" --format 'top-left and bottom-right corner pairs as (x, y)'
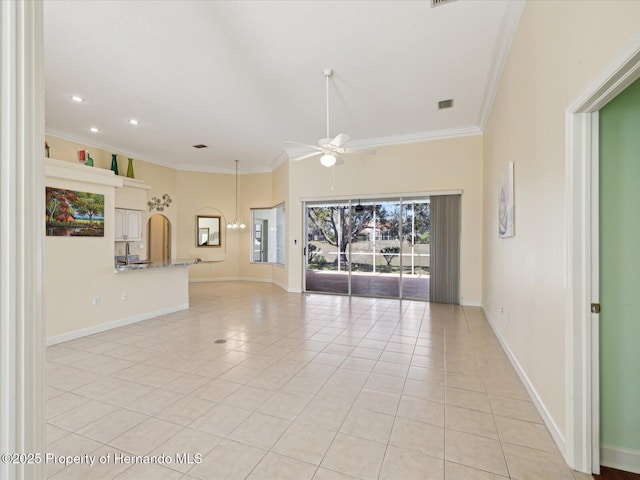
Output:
(115, 257), (200, 272)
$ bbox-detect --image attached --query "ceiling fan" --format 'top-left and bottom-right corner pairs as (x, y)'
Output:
(285, 69), (376, 167)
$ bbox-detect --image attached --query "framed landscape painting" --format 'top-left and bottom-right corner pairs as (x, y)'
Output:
(46, 187), (105, 237)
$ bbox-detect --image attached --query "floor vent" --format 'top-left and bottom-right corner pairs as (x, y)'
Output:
(214, 339), (227, 344)
(193, 144), (208, 149)
(432, 0), (457, 7)
(438, 99), (454, 110)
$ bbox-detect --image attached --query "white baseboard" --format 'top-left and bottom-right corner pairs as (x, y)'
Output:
(462, 299), (482, 307)
(189, 276), (298, 294)
(189, 276), (272, 283)
(601, 444), (640, 474)
(271, 277), (288, 292)
(46, 303), (189, 346)
(482, 306), (567, 459)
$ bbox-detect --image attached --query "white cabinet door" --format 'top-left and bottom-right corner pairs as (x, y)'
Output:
(114, 208), (126, 240)
(125, 210), (142, 241)
(115, 208), (142, 241)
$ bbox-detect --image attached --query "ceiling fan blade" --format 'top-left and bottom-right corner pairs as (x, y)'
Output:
(284, 141), (323, 152)
(339, 147), (377, 155)
(329, 133), (350, 147)
(291, 151), (322, 162)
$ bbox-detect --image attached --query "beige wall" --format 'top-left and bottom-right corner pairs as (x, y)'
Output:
(271, 161), (289, 290)
(133, 160), (179, 259)
(175, 170), (274, 281)
(239, 172), (273, 280)
(287, 135), (484, 303)
(482, 0), (640, 445)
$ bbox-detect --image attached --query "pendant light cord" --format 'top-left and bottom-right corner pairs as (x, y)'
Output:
(235, 159), (239, 220)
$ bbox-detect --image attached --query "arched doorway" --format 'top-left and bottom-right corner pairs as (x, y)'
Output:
(148, 214), (171, 262)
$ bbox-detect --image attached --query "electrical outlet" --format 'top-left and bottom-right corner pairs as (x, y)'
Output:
(500, 307), (504, 314)
(92, 297), (100, 305)
(122, 292), (128, 301)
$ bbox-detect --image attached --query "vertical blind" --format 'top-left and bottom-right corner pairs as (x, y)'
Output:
(430, 194), (461, 304)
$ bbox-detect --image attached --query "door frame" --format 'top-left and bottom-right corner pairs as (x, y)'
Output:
(565, 35), (640, 473)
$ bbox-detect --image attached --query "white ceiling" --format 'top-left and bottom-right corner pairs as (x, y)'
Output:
(44, 0), (523, 174)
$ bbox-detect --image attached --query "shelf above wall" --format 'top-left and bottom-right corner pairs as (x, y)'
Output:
(45, 157), (123, 187)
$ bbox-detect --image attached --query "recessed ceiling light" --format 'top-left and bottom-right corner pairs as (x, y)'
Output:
(89, 127), (99, 133)
(71, 95), (85, 102)
(129, 119), (139, 125)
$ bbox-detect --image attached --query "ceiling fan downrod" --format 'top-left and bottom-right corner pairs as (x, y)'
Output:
(324, 68), (333, 140)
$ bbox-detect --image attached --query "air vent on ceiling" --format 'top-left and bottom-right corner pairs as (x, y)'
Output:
(193, 144), (208, 149)
(438, 99), (454, 110)
(432, 0), (457, 7)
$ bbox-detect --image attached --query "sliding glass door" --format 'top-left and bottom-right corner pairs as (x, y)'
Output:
(304, 196), (435, 301)
(350, 199), (401, 298)
(305, 203), (350, 295)
(401, 198), (431, 301)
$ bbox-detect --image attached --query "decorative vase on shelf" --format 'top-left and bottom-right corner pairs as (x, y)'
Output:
(126, 158), (135, 178)
(85, 153), (94, 167)
(110, 154), (119, 175)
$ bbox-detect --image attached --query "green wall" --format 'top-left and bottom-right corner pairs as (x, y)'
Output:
(599, 76), (640, 451)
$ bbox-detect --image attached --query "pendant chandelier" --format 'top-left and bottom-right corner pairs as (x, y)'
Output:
(227, 160), (246, 230)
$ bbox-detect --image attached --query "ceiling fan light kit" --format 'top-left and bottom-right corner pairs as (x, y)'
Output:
(320, 153), (337, 167)
(285, 68), (376, 168)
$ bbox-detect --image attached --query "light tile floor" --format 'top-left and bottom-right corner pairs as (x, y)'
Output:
(46, 282), (591, 480)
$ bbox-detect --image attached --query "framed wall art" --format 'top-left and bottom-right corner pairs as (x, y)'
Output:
(498, 162), (514, 238)
(46, 187), (104, 237)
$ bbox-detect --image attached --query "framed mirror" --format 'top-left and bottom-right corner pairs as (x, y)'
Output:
(196, 215), (221, 247)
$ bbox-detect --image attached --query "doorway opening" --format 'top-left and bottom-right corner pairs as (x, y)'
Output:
(148, 214), (171, 262)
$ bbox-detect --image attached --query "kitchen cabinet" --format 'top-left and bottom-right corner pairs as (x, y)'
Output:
(115, 208), (142, 241)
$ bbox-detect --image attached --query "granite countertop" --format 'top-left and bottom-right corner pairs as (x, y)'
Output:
(114, 257), (201, 272)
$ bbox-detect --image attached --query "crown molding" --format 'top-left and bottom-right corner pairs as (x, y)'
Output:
(46, 129), (271, 175)
(45, 128), (179, 170)
(49, 125), (483, 175)
(347, 125), (483, 148)
(175, 163), (272, 175)
(270, 150), (289, 171)
(478, 0), (525, 130)
(283, 125), (482, 157)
